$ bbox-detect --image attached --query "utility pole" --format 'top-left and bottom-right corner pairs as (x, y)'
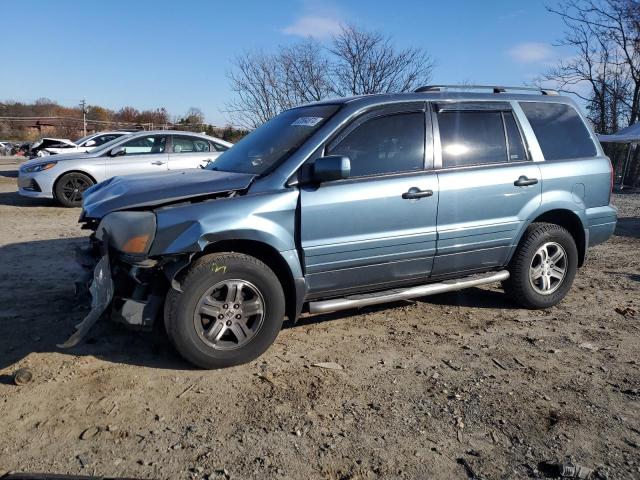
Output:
(79, 99), (87, 136)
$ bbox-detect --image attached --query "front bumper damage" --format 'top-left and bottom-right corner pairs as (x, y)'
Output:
(58, 248), (113, 348)
(58, 239), (187, 349)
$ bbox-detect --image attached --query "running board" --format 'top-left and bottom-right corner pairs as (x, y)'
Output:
(308, 270), (510, 314)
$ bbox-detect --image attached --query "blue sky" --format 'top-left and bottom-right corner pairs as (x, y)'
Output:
(1, 0), (573, 125)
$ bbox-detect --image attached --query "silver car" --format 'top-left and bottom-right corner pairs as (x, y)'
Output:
(18, 130), (233, 207)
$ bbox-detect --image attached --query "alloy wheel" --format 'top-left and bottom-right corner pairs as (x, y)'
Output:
(193, 279), (265, 351)
(61, 176), (90, 203)
(529, 241), (567, 295)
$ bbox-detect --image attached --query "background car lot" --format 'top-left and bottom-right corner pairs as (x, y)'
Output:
(0, 156), (638, 478)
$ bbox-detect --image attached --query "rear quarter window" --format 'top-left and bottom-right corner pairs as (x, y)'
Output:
(520, 102), (596, 160)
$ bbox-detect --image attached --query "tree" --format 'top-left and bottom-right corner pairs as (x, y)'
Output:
(541, 0), (640, 133)
(329, 24), (434, 96)
(226, 51), (291, 129)
(87, 106), (111, 123)
(138, 107), (170, 126)
(225, 24), (435, 128)
(179, 107), (205, 125)
(115, 106), (141, 124)
(280, 39), (333, 105)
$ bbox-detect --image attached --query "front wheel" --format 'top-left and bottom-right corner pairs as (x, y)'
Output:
(504, 222), (578, 309)
(54, 172), (94, 207)
(164, 253), (285, 369)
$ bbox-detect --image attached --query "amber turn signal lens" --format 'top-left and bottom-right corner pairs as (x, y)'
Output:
(121, 234), (151, 254)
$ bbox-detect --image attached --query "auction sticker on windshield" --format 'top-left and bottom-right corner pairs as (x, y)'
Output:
(291, 117), (324, 127)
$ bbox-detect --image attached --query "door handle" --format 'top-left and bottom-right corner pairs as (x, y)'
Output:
(402, 188), (433, 199)
(514, 176), (538, 187)
(151, 160), (166, 165)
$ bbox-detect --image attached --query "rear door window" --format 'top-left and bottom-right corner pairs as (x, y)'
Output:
(519, 102), (596, 160)
(437, 108), (529, 167)
(172, 136), (211, 153)
(211, 142), (229, 152)
(326, 112), (425, 177)
(438, 110), (507, 167)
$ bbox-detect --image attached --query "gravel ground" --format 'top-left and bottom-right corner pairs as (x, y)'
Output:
(0, 159), (638, 479)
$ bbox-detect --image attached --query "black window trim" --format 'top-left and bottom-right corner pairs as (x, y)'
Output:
(312, 102), (431, 184)
(435, 101), (513, 113)
(432, 102), (533, 171)
(502, 110), (531, 163)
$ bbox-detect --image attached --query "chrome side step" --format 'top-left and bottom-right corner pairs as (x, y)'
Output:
(308, 270), (510, 314)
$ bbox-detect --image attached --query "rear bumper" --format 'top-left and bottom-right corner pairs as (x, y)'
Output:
(586, 204), (617, 247)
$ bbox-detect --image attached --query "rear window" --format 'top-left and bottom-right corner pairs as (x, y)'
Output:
(520, 102), (596, 160)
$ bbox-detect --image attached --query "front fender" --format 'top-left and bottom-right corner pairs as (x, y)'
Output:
(150, 189), (307, 320)
(150, 190), (299, 256)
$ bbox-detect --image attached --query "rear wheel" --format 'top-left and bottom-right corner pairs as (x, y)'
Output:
(504, 222), (578, 309)
(54, 172), (94, 207)
(164, 253), (285, 369)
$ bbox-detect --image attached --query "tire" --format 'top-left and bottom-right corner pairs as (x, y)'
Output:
(164, 252), (285, 369)
(503, 222), (578, 309)
(54, 172), (94, 207)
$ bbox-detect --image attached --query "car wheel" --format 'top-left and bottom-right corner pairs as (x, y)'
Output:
(503, 222), (578, 309)
(164, 252), (285, 369)
(54, 172), (94, 207)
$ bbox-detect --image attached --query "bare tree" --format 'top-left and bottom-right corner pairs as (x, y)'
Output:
(280, 39), (333, 105)
(329, 24), (435, 96)
(225, 24), (435, 128)
(538, 13), (630, 133)
(226, 51), (286, 129)
(541, 0), (640, 132)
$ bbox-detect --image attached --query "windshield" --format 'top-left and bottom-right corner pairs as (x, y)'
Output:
(208, 104), (341, 175)
(93, 133), (135, 154)
(74, 133), (94, 145)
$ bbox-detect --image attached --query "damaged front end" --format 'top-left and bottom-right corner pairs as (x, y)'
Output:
(59, 169), (259, 348)
(59, 210), (189, 348)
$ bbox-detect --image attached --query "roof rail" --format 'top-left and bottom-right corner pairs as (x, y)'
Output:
(414, 84), (559, 95)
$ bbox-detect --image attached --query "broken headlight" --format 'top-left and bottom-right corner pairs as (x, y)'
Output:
(98, 211), (156, 255)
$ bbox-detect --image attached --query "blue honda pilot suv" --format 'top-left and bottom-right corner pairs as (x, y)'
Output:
(68, 85), (617, 368)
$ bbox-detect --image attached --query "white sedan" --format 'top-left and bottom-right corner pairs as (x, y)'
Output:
(18, 130), (233, 207)
(31, 131), (133, 157)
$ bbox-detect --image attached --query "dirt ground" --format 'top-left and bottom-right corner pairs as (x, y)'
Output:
(0, 157), (638, 480)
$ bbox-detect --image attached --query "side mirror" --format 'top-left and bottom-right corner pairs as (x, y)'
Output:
(312, 155), (350, 183)
(85, 139), (96, 147)
(110, 146), (126, 157)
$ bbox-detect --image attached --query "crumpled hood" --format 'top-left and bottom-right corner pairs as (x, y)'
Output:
(31, 138), (75, 149)
(82, 169), (256, 219)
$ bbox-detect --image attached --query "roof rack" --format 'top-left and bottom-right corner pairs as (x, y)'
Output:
(414, 84), (559, 95)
